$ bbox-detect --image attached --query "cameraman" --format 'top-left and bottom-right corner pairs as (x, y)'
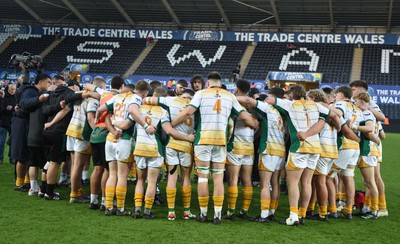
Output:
(0, 83), (16, 165)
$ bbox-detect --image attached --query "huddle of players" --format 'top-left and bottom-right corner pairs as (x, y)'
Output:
(16, 71), (387, 225)
(222, 79), (387, 226)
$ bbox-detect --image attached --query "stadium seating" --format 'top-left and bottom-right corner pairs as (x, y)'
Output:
(0, 33), (11, 46)
(44, 37), (146, 74)
(379, 104), (399, 120)
(243, 43), (354, 83)
(0, 35), (54, 69)
(134, 40), (248, 79)
(361, 45), (400, 85)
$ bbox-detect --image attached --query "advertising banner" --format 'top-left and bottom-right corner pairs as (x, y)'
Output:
(2, 24), (400, 45)
(268, 71), (322, 82)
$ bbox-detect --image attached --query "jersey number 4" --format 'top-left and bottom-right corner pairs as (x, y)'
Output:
(213, 99), (222, 114)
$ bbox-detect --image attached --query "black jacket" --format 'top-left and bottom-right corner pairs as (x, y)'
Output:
(14, 69), (31, 119)
(17, 84), (48, 147)
(14, 83), (36, 118)
(27, 89), (48, 147)
(42, 85), (83, 134)
(0, 87), (16, 129)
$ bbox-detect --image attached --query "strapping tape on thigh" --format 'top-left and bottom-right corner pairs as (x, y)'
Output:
(196, 166), (209, 175)
(211, 168), (225, 174)
(342, 168), (355, 177)
(44, 162), (51, 170)
(328, 170), (338, 179)
(328, 166), (341, 178)
(198, 177), (208, 183)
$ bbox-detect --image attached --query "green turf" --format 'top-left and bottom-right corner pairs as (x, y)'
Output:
(0, 134), (399, 243)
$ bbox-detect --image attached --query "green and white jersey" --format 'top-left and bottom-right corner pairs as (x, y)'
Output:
(133, 105), (170, 158)
(66, 97), (99, 141)
(255, 101), (286, 157)
(106, 92), (141, 142)
(319, 103), (338, 159)
(157, 96), (194, 154)
(227, 104), (254, 156)
(189, 88), (244, 146)
(335, 100), (363, 150)
(359, 110), (380, 157)
(274, 98), (330, 154)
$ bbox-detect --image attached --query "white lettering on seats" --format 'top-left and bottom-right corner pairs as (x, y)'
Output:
(167, 44), (226, 68)
(381, 49), (400, 73)
(279, 48), (319, 72)
(67, 41), (120, 64)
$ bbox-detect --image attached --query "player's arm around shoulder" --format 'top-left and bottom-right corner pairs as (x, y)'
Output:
(238, 111), (259, 129)
(162, 122), (194, 143)
(321, 103), (341, 131)
(236, 96), (257, 109)
(171, 105), (197, 127)
(297, 119), (325, 141)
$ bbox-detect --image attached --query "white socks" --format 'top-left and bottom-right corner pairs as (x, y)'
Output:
(82, 170), (89, 180)
(269, 209), (276, 216)
(90, 194), (98, 204)
(214, 206), (222, 219)
(261, 210), (269, 218)
(30, 180), (39, 191)
(200, 207), (208, 216)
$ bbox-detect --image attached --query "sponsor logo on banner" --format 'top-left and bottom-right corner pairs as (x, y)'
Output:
(105, 76), (114, 83)
(49, 73), (58, 78)
(69, 63), (90, 72)
(183, 31), (223, 41)
(0, 24), (31, 35)
(82, 75), (93, 83)
(29, 72), (36, 80)
(268, 71), (322, 82)
(368, 87), (375, 95)
(320, 84), (341, 90)
(254, 82), (265, 90)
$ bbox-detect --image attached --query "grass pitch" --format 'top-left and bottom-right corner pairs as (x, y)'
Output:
(0, 134), (399, 243)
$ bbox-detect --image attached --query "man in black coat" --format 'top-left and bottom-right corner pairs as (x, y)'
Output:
(0, 84), (16, 164)
(11, 69), (32, 191)
(20, 73), (52, 196)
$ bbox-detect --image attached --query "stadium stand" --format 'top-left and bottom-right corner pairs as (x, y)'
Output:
(361, 45), (400, 85)
(243, 43), (354, 83)
(0, 35), (54, 69)
(380, 104), (399, 120)
(0, 33), (11, 46)
(134, 40), (248, 79)
(44, 37), (146, 74)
